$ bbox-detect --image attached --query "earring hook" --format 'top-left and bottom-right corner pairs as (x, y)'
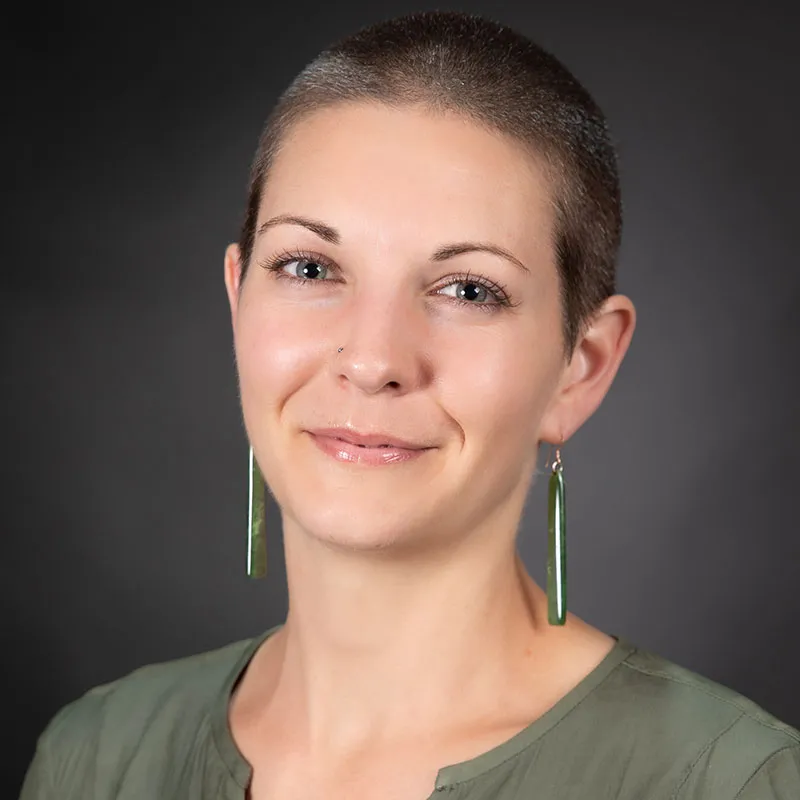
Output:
(546, 439), (565, 473)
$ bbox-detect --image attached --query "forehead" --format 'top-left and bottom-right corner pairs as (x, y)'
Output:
(259, 102), (556, 258)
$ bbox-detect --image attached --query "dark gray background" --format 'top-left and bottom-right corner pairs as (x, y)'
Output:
(4, 1), (799, 794)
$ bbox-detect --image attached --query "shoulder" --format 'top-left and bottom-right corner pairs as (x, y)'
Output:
(20, 634), (263, 798)
(44, 634), (258, 743)
(607, 642), (800, 798)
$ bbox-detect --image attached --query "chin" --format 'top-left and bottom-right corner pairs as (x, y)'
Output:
(288, 502), (443, 557)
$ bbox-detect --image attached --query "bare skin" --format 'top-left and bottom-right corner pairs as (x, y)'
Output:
(223, 101), (636, 800)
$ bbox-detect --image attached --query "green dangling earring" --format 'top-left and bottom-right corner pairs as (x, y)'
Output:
(546, 443), (567, 625)
(247, 446), (267, 578)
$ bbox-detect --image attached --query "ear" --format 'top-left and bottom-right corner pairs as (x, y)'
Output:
(224, 243), (243, 328)
(540, 294), (636, 445)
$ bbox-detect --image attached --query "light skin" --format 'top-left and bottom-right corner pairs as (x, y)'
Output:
(223, 101), (636, 799)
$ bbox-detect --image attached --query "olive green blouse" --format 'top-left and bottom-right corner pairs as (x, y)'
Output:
(19, 625), (800, 799)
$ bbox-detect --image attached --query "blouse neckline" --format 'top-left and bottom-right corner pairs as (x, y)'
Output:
(209, 624), (638, 791)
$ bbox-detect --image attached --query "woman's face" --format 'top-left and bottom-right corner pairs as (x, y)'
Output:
(226, 102), (571, 553)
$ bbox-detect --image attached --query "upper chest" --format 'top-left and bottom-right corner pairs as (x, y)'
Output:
(241, 745), (445, 800)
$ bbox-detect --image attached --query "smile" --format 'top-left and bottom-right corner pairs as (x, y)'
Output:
(306, 428), (434, 466)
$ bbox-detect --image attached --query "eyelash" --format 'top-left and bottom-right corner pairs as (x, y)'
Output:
(257, 248), (516, 311)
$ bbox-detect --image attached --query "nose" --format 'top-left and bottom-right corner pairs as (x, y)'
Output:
(334, 288), (429, 396)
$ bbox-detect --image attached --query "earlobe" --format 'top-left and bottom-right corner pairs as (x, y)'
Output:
(224, 243), (243, 323)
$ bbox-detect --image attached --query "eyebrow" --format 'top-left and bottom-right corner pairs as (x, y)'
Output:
(257, 214), (340, 244)
(256, 214), (529, 273)
(431, 242), (530, 274)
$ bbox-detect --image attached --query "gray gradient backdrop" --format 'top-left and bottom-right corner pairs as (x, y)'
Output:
(4, 1), (799, 794)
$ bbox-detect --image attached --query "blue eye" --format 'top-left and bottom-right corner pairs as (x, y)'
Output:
(438, 279), (501, 305)
(438, 278), (508, 306)
(282, 259), (329, 280)
(258, 249), (337, 281)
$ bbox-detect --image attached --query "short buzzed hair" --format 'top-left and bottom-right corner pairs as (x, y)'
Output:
(238, 11), (621, 361)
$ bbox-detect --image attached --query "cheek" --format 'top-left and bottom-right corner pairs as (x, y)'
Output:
(437, 322), (555, 449)
(234, 285), (330, 423)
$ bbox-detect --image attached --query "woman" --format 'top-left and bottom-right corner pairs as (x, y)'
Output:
(20, 10), (800, 799)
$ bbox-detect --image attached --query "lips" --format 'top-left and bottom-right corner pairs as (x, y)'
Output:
(306, 427), (434, 466)
(307, 428), (430, 450)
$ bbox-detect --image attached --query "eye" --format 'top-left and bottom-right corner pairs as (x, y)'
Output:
(439, 280), (495, 304)
(435, 273), (510, 307)
(280, 258), (330, 281)
(258, 248), (337, 282)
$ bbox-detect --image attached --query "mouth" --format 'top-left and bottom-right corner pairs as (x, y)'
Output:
(306, 428), (435, 465)
(307, 428), (431, 450)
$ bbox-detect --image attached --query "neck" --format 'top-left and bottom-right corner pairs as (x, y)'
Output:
(260, 509), (561, 756)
